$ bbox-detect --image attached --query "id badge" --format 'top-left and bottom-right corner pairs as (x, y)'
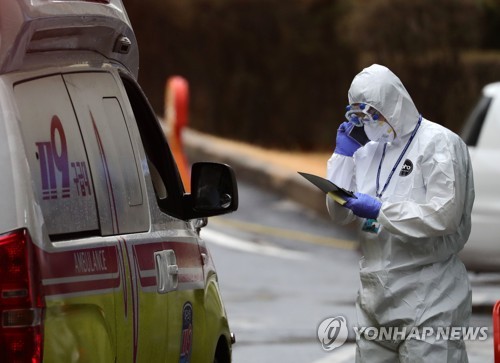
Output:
(362, 218), (381, 234)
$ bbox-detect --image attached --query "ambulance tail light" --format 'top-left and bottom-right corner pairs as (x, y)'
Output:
(0, 229), (44, 363)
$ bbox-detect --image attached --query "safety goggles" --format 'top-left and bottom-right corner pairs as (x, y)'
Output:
(345, 103), (382, 127)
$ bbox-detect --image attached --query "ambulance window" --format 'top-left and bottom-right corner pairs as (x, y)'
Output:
(101, 96), (143, 207)
(63, 72), (149, 235)
(120, 74), (185, 217)
(14, 75), (100, 237)
(148, 159), (167, 200)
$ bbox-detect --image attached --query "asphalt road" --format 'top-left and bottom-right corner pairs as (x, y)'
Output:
(200, 180), (495, 363)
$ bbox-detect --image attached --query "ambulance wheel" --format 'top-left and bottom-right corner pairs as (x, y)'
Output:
(213, 336), (230, 363)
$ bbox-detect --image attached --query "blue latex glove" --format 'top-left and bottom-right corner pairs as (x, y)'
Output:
(345, 192), (382, 219)
(334, 122), (361, 157)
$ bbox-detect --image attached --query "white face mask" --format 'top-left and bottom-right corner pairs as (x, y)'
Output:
(364, 121), (395, 142)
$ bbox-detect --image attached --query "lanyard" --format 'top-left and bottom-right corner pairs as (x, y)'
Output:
(376, 115), (422, 198)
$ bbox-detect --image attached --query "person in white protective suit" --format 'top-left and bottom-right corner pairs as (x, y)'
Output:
(326, 64), (475, 362)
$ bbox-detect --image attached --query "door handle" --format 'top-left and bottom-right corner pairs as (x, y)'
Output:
(154, 250), (178, 294)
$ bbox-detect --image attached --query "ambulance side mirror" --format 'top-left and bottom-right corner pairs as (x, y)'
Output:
(184, 162), (238, 219)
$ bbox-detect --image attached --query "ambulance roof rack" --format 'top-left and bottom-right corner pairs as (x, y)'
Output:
(0, 0), (139, 78)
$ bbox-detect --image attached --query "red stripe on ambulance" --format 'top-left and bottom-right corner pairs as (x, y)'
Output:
(36, 245), (120, 296)
(35, 239), (204, 297)
(133, 241), (204, 287)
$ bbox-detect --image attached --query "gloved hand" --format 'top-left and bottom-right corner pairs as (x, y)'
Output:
(334, 122), (362, 157)
(344, 192), (382, 219)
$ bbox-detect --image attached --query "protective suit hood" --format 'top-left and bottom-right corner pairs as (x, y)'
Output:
(348, 64), (419, 140)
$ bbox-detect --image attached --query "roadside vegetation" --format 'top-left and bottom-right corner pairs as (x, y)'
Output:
(123, 0), (500, 150)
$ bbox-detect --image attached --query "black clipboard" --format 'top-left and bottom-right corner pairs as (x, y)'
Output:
(298, 172), (357, 199)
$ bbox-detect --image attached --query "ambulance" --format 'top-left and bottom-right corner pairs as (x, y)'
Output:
(0, 0), (238, 362)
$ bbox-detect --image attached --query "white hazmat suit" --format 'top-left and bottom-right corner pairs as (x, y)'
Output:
(327, 64), (475, 362)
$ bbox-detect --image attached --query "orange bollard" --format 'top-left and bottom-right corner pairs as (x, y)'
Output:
(494, 300), (500, 363)
(165, 76), (190, 192)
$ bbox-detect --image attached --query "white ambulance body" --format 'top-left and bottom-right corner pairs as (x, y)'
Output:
(0, 1), (237, 362)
